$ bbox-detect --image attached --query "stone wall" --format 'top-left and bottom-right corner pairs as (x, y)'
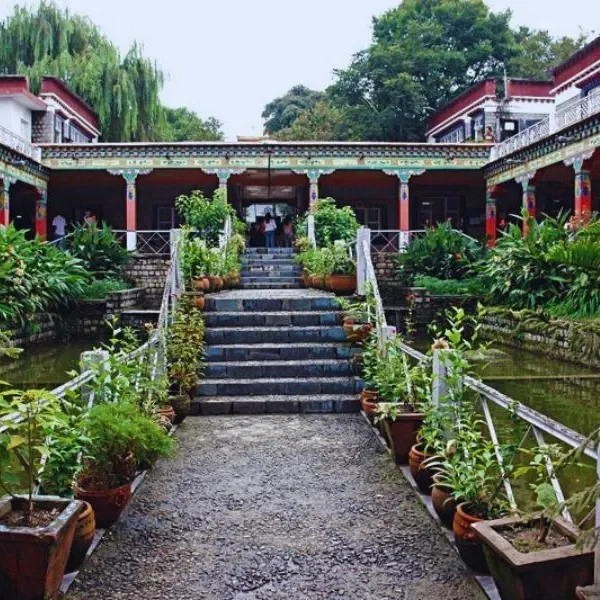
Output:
(124, 256), (170, 305)
(481, 311), (600, 369)
(32, 111), (54, 144)
(70, 288), (145, 336)
(373, 252), (403, 305)
(8, 314), (62, 347)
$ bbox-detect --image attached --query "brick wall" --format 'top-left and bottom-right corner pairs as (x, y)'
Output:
(124, 256), (170, 305)
(32, 111), (54, 144)
(8, 314), (62, 347)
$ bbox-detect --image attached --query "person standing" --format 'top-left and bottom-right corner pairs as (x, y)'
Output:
(52, 213), (67, 246)
(263, 213), (276, 248)
(283, 218), (294, 247)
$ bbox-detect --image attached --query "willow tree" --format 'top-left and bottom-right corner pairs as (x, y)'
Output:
(0, 2), (169, 141)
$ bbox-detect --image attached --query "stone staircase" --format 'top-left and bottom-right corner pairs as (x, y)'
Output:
(240, 247), (303, 289)
(192, 247), (362, 415)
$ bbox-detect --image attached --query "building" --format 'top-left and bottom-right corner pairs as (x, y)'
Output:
(0, 37), (600, 250)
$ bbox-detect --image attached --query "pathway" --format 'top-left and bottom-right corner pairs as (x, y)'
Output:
(68, 415), (484, 600)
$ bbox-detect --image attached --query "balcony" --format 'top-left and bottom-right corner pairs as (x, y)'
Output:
(489, 92), (600, 162)
(0, 123), (42, 163)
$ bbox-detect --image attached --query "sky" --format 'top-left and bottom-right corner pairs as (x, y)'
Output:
(0, 0), (597, 140)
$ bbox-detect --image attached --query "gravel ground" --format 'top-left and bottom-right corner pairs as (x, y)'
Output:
(68, 415), (484, 600)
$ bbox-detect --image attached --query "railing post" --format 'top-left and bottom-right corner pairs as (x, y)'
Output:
(307, 214), (316, 249)
(80, 349), (109, 407)
(432, 350), (449, 407)
(356, 226), (370, 296)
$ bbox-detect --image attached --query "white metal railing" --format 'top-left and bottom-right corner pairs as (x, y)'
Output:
(219, 215), (232, 250)
(370, 229), (478, 254)
(307, 214), (316, 249)
(0, 123), (42, 163)
(490, 92), (600, 161)
(113, 230), (172, 254)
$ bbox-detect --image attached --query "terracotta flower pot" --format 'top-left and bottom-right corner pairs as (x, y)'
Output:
(200, 277), (210, 291)
(169, 394), (191, 424)
(408, 443), (437, 494)
(360, 389), (378, 416)
(65, 501), (96, 573)
(155, 406), (176, 424)
(74, 482), (132, 529)
(453, 502), (490, 573)
(382, 412), (425, 464)
(302, 271), (311, 287)
(156, 414), (173, 433)
(191, 278), (204, 291)
(343, 322), (373, 344)
(213, 275), (224, 291)
(325, 274), (357, 295)
(472, 515), (594, 600)
(0, 495), (83, 600)
(431, 473), (456, 529)
(192, 294), (205, 310)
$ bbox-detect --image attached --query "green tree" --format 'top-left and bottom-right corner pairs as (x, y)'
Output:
(262, 85), (323, 134)
(164, 108), (223, 141)
(275, 101), (347, 141)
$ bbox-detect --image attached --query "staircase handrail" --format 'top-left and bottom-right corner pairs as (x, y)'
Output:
(307, 214), (317, 249)
(219, 215), (232, 249)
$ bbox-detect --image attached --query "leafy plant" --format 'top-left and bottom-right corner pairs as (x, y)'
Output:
(297, 198), (359, 246)
(76, 277), (130, 300)
(396, 222), (484, 286)
(413, 275), (485, 296)
(67, 222), (129, 278)
(0, 389), (66, 521)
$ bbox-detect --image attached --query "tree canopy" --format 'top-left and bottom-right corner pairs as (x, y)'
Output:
(264, 0), (588, 142)
(262, 85), (323, 135)
(0, 2), (222, 142)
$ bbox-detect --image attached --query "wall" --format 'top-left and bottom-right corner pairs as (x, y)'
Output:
(0, 98), (32, 140)
(7, 314), (62, 347)
(124, 256), (170, 305)
(481, 311), (600, 369)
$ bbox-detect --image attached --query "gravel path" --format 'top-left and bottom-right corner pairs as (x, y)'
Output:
(68, 415), (484, 600)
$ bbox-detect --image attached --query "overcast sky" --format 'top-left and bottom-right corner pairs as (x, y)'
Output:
(1, 0), (597, 140)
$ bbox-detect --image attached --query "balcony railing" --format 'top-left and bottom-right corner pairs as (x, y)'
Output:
(489, 92), (600, 162)
(0, 123), (41, 163)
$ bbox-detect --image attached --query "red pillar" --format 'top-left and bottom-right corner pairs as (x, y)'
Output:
(574, 159), (592, 220)
(0, 177), (11, 227)
(35, 187), (47, 240)
(486, 185), (499, 247)
(399, 178), (410, 231)
(517, 174), (537, 237)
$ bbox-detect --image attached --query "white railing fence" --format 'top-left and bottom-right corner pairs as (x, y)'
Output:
(113, 230), (172, 254)
(0, 123), (42, 163)
(307, 214), (317, 249)
(219, 215), (232, 250)
(370, 229), (477, 254)
(490, 92), (600, 162)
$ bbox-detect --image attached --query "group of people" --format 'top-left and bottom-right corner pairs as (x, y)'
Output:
(248, 213), (294, 248)
(51, 210), (97, 245)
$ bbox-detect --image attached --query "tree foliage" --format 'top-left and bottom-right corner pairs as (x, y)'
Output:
(164, 108), (223, 142)
(262, 85), (323, 135)
(0, 2), (221, 142)
(264, 0), (588, 141)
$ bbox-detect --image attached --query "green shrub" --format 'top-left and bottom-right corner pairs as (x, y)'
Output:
(76, 278), (130, 300)
(67, 222), (129, 277)
(298, 198), (359, 246)
(413, 275), (485, 296)
(0, 224), (90, 326)
(395, 222), (484, 285)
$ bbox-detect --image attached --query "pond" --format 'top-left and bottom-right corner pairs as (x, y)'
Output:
(0, 337), (105, 389)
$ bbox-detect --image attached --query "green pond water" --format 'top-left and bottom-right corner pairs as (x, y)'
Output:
(0, 337), (105, 389)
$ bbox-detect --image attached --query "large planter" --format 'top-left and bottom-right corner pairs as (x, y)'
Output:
(169, 394), (191, 424)
(74, 482), (132, 529)
(472, 516), (593, 600)
(0, 495), (83, 600)
(302, 271), (311, 288)
(343, 322), (373, 345)
(408, 443), (437, 494)
(155, 405), (176, 424)
(207, 276), (223, 292)
(453, 502), (490, 573)
(431, 473), (456, 529)
(325, 274), (357, 295)
(65, 501), (96, 573)
(360, 389), (378, 415)
(382, 412), (425, 464)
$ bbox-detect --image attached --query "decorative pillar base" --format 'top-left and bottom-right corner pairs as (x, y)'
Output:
(35, 188), (48, 241)
(485, 186), (498, 247)
(126, 231), (137, 252)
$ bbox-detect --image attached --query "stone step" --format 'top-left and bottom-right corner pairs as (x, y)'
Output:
(205, 359), (355, 379)
(241, 276), (303, 284)
(204, 310), (342, 327)
(191, 394), (360, 415)
(204, 326), (346, 345)
(243, 254), (296, 261)
(245, 248), (295, 255)
(205, 342), (357, 362)
(196, 376), (362, 397)
(205, 294), (340, 312)
(240, 282), (303, 289)
(242, 258), (297, 265)
(241, 268), (302, 278)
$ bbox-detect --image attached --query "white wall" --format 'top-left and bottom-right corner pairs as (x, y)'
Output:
(0, 98), (33, 140)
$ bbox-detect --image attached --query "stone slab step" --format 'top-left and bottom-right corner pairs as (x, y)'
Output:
(204, 293), (339, 313)
(240, 282), (303, 289)
(204, 310), (342, 327)
(205, 359), (355, 379)
(245, 248), (295, 255)
(241, 269), (302, 278)
(242, 258), (297, 265)
(196, 376), (362, 397)
(241, 276), (303, 283)
(205, 342), (357, 362)
(204, 325), (346, 345)
(191, 394), (360, 415)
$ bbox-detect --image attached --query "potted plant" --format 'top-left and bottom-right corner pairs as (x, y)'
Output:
(473, 443), (595, 599)
(0, 389), (84, 599)
(373, 337), (430, 464)
(358, 332), (379, 419)
(323, 242), (357, 294)
(74, 402), (173, 527)
(338, 291), (376, 344)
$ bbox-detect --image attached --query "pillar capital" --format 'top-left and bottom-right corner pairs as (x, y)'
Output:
(292, 168), (334, 184)
(383, 168), (425, 183)
(107, 168), (153, 184)
(515, 171), (537, 189)
(564, 149), (594, 173)
(0, 173), (17, 191)
(203, 168), (246, 184)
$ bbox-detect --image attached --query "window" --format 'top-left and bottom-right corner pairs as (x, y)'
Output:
(53, 114), (64, 143)
(354, 207), (381, 229)
(156, 207), (176, 230)
(438, 124), (465, 144)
